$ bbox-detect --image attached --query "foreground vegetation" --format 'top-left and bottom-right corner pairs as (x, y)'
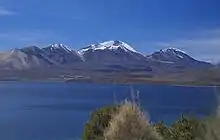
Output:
(82, 100), (220, 140)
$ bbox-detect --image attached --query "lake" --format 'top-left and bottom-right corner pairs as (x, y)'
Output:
(0, 82), (218, 140)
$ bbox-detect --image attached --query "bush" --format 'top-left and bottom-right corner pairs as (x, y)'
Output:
(82, 102), (220, 140)
(170, 115), (206, 140)
(155, 115), (206, 140)
(154, 115), (220, 140)
(82, 105), (119, 140)
(104, 101), (162, 140)
(154, 121), (171, 140)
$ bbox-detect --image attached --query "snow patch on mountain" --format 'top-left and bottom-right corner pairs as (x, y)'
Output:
(49, 44), (73, 53)
(100, 40), (138, 52)
(154, 60), (174, 64)
(161, 47), (186, 54)
(78, 40), (138, 54)
(159, 47), (187, 59)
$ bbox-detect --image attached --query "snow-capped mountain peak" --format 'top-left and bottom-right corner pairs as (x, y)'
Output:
(159, 47), (188, 59)
(48, 44), (73, 53)
(78, 40), (138, 54)
(160, 47), (186, 54)
(99, 40), (137, 52)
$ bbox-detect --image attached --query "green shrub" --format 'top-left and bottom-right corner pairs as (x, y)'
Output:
(154, 115), (216, 140)
(170, 115), (206, 140)
(82, 105), (119, 140)
(154, 121), (171, 140)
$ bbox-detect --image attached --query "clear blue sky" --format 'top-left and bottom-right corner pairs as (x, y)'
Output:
(0, 0), (220, 62)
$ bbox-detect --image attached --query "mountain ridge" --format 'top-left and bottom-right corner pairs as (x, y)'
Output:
(0, 40), (212, 69)
(3, 41), (211, 64)
(0, 40), (215, 84)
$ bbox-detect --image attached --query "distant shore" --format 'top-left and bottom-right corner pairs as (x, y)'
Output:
(0, 77), (219, 87)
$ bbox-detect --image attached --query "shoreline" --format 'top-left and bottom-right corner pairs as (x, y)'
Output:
(0, 78), (219, 87)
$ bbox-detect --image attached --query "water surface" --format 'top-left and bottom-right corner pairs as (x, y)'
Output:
(0, 82), (217, 140)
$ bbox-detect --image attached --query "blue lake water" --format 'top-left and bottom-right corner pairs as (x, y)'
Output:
(0, 82), (218, 140)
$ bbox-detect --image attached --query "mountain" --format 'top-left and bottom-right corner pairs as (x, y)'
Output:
(45, 44), (73, 53)
(19, 46), (55, 65)
(78, 40), (152, 72)
(78, 40), (143, 63)
(147, 48), (212, 69)
(0, 47), (51, 70)
(0, 44), (83, 70)
(42, 44), (83, 65)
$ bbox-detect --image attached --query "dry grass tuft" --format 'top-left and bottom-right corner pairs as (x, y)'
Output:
(104, 100), (162, 140)
(196, 91), (220, 140)
(201, 115), (220, 140)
